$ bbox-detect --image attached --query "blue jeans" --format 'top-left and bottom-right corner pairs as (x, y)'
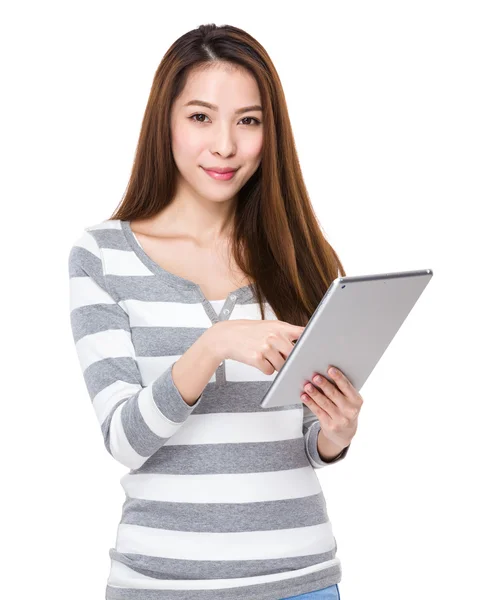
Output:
(282, 583), (341, 599)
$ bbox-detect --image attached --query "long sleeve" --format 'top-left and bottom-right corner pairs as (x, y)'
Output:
(68, 228), (206, 470)
(302, 404), (350, 468)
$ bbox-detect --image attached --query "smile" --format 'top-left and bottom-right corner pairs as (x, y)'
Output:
(202, 167), (237, 181)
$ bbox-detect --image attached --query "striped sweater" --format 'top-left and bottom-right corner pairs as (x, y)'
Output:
(68, 218), (348, 600)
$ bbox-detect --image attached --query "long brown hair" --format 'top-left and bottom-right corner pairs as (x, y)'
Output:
(109, 23), (347, 327)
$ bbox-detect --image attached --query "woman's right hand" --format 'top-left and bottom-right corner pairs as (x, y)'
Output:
(208, 319), (306, 375)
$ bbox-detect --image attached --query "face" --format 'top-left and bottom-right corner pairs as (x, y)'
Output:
(170, 63), (263, 203)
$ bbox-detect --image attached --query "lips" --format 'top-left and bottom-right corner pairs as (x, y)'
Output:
(202, 167), (237, 181)
(203, 167), (238, 173)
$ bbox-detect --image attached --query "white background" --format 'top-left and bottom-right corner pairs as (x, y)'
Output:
(2, 1), (486, 598)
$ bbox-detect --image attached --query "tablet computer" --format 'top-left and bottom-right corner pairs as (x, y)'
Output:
(259, 268), (433, 409)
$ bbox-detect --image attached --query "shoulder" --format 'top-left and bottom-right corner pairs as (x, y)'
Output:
(68, 219), (122, 285)
(85, 218), (124, 246)
(70, 219), (124, 256)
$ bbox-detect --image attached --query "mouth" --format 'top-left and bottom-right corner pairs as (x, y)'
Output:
(201, 167), (238, 181)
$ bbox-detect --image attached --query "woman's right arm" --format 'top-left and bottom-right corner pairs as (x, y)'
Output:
(68, 228), (220, 470)
(171, 328), (222, 406)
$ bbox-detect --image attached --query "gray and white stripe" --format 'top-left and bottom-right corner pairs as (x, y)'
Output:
(68, 219), (345, 600)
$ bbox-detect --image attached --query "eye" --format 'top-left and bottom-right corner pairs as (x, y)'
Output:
(241, 116), (261, 126)
(189, 113), (261, 126)
(190, 113), (210, 124)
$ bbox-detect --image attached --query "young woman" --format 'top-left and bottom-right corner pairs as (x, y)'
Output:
(69, 23), (364, 600)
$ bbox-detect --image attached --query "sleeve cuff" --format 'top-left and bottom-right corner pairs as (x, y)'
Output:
(151, 362), (206, 423)
(306, 421), (350, 468)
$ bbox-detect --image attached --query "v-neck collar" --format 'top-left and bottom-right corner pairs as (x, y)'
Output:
(120, 219), (256, 311)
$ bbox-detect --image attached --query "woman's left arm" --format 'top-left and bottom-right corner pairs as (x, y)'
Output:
(301, 366), (364, 458)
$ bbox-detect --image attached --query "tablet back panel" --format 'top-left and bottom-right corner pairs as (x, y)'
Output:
(260, 269), (433, 409)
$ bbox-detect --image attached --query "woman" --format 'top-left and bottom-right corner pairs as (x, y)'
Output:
(69, 23), (363, 600)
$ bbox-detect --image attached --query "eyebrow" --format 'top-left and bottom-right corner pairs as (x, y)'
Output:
(183, 100), (263, 115)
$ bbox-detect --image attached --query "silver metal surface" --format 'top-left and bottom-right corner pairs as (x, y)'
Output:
(259, 269), (434, 408)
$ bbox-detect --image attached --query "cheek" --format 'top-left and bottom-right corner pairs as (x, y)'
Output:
(242, 135), (263, 162)
(172, 120), (206, 155)
(172, 129), (203, 157)
(251, 133), (263, 156)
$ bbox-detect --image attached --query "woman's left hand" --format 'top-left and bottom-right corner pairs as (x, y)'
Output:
(301, 366), (363, 450)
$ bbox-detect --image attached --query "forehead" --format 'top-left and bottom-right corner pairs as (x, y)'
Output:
(175, 63), (261, 109)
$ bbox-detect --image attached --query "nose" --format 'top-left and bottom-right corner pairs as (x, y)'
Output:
(211, 124), (237, 157)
